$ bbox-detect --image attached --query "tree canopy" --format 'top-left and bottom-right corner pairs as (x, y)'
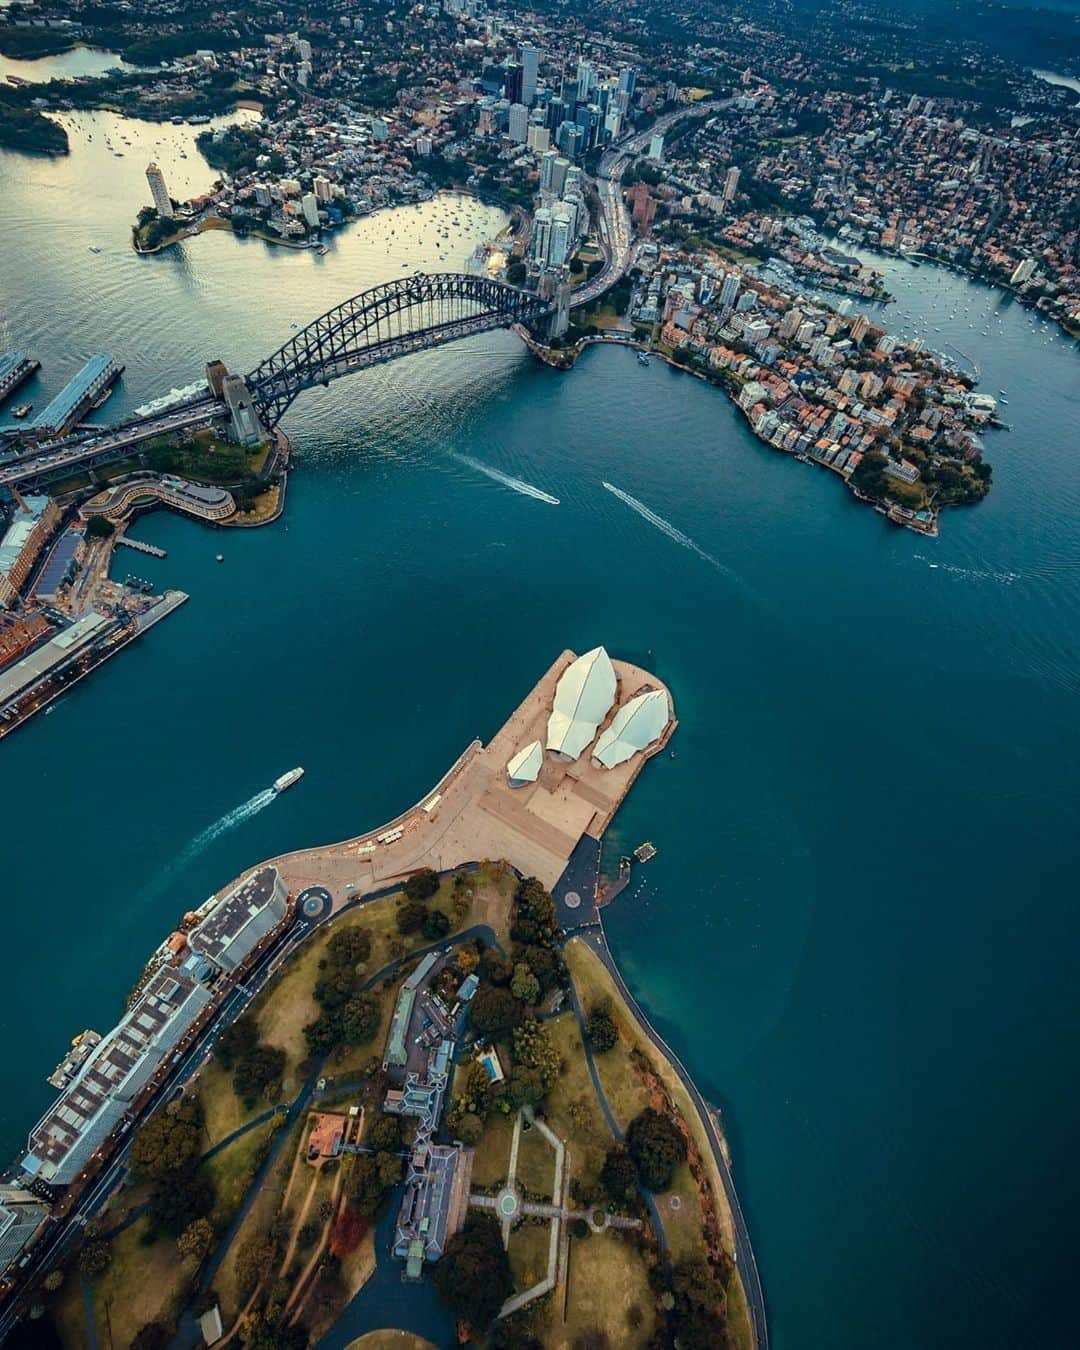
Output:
(433, 1212), (513, 1330)
(626, 1107), (688, 1192)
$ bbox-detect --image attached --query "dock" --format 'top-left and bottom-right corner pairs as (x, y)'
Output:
(116, 535), (167, 558)
(30, 355), (124, 438)
(0, 351), (39, 405)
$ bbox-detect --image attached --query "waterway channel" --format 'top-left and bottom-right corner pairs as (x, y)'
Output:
(1, 106), (1079, 1349)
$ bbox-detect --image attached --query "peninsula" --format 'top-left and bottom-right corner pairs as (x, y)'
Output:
(0, 648), (765, 1350)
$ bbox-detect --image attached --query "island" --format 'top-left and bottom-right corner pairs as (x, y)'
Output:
(0, 648), (766, 1350)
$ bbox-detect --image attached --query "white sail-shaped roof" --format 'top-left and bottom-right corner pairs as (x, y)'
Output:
(546, 646), (617, 759)
(592, 689), (669, 769)
(506, 739), (543, 785)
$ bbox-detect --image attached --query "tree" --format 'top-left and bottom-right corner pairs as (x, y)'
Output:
(327, 926), (372, 969)
(433, 1212), (513, 1330)
(481, 950), (514, 986)
(341, 993), (380, 1044)
(455, 1112), (484, 1145)
(365, 1113), (401, 1152)
(396, 900), (429, 934)
(85, 515), (115, 539)
(214, 1014), (259, 1071)
(511, 877), (557, 946)
(600, 1146), (638, 1202)
(177, 1216), (214, 1264)
(422, 908), (451, 941)
(232, 1043), (285, 1102)
(234, 1233), (276, 1302)
(510, 962), (541, 1005)
(626, 1108), (687, 1192)
(130, 1098), (202, 1178)
(469, 984), (523, 1039)
(587, 1007), (618, 1053)
(42, 1270), (63, 1292)
(404, 867), (440, 901)
(78, 1241), (111, 1277)
(149, 1164), (214, 1233)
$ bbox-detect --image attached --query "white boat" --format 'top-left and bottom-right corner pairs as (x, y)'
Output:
(273, 767), (304, 793)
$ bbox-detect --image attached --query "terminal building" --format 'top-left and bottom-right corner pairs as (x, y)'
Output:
(21, 965), (214, 1186)
(32, 355), (123, 438)
(0, 351), (39, 405)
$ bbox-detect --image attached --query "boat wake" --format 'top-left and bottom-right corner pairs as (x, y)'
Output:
(915, 555), (1020, 585)
(140, 788), (278, 906)
(602, 481), (725, 573)
(452, 453), (560, 505)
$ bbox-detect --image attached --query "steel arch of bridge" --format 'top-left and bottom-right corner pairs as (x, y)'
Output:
(246, 271), (553, 426)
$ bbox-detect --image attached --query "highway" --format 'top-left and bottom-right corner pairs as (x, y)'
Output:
(0, 396), (223, 490)
(573, 101), (724, 309)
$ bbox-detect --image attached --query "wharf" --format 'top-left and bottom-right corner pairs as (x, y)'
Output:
(116, 535), (167, 558)
(0, 590), (187, 740)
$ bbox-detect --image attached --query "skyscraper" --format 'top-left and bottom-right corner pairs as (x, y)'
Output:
(718, 271), (741, 313)
(145, 162), (173, 219)
(576, 59), (593, 102)
(520, 43), (539, 105)
(508, 103), (529, 144)
(549, 202), (575, 266)
(618, 64), (636, 99)
(313, 175), (332, 203)
(723, 166), (741, 206)
(503, 62), (523, 105)
(301, 192), (321, 229)
(531, 206), (553, 265)
(540, 149), (559, 192)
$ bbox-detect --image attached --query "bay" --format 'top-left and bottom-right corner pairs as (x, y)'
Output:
(1, 110), (1079, 1350)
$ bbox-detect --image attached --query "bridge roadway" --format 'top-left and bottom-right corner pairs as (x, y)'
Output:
(0, 103), (724, 492)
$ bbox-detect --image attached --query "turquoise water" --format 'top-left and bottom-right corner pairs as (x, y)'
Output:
(3, 112), (1080, 1349)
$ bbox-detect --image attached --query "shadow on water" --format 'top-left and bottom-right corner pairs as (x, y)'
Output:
(317, 1192), (455, 1348)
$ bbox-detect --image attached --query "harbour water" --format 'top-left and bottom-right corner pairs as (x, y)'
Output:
(2, 111), (1079, 1349)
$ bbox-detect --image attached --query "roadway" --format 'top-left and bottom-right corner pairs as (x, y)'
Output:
(573, 100), (724, 310)
(0, 397), (223, 490)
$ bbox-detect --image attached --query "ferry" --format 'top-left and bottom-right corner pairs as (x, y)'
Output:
(273, 767), (304, 793)
(11, 404), (32, 419)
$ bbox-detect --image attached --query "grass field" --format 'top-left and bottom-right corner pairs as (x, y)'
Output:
(206, 1117), (280, 1228)
(542, 1011), (613, 1194)
(515, 1119), (555, 1200)
(507, 1220), (551, 1292)
(534, 1228), (655, 1349)
(470, 1111), (516, 1190)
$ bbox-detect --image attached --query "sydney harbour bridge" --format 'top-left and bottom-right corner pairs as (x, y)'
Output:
(0, 270), (570, 491)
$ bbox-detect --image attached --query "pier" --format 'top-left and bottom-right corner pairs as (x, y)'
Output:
(115, 535), (167, 558)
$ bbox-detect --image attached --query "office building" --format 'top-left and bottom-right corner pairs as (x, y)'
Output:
(503, 60), (523, 105)
(576, 59), (593, 101)
(520, 42), (539, 105)
(618, 64), (636, 99)
(527, 124), (551, 153)
(145, 162), (173, 220)
(508, 102), (528, 144)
